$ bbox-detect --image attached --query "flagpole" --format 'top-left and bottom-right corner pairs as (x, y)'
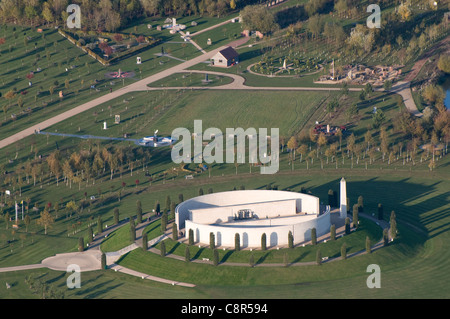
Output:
(15, 201), (18, 225)
(332, 59), (335, 80)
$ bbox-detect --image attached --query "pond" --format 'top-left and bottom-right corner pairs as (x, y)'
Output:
(443, 76), (450, 109)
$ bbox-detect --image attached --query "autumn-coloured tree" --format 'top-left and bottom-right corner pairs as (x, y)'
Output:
(37, 209), (54, 235)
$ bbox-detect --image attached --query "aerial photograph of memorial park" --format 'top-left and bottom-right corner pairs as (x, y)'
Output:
(0, 0), (449, 304)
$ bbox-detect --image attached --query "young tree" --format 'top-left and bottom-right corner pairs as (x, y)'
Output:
(160, 240), (166, 257)
(37, 209), (54, 235)
(341, 243), (347, 260)
(353, 204), (359, 228)
(383, 228), (389, 246)
(136, 200), (142, 224)
(165, 195), (171, 213)
(377, 203), (384, 220)
(235, 233), (240, 251)
(87, 226), (93, 244)
(311, 227), (317, 245)
(328, 189), (335, 207)
(185, 246), (191, 262)
(330, 224), (336, 241)
(209, 232), (215, 249)
(77, 237), (85, 252)
(101, 253), (107, 269)
(288, 231), (294, 248)
(24, 214), (31, 232)
(130, 217), (136, 242)
(172, 223), (178, 240)
(357, 195), (364, 212)
(249, 253), (255, 268)
(261, 233), (267, 251)
(113, 208), (119, 225)
(188, 228), (194, 245)
(142, 232), (148, 251)
(161, 212), (167, 232)
(316, 249), (322, 266)
(390, 210), (397, 240)
(345, 217), (350, 234)
(213, 249), (219, 266)
(366, 236), (371, 254)
(97, 216), (103, 234)
(154, 200), (160, 216)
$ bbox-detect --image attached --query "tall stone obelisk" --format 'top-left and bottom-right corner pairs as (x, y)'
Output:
(340, 177), (347, 219)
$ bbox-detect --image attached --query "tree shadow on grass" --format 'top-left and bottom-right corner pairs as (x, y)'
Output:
(220, 250), (234, 263)
(192, 247), (205, 260)
(168, 242), (180, 254)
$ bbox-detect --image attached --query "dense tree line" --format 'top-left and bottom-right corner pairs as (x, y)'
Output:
(0, 0), (262, 31)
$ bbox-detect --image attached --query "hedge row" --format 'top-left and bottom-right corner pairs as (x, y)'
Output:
(58, 29), (161, 66)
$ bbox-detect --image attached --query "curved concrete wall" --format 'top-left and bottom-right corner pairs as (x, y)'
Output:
(176, 190), (320, 229)
(185, 207), (330, 248)
(176, 190), (328, 248)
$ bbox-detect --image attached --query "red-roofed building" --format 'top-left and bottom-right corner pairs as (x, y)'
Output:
(211, 46), (239, 68)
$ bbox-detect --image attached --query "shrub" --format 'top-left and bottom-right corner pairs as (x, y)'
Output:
(249, 254), (255, 267)
(330, 224), (336, 241)
(185, 246), (190, 262)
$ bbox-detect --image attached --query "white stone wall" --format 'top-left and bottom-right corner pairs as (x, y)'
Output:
(176, 190), (326, 248)
(189, 199), (297, 224)
(185, 207), (330, 248)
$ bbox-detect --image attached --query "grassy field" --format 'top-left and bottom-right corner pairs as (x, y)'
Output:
(0, 170), (448, 298)
(148, 72), (235, 87)
(0, 5), (449, 298)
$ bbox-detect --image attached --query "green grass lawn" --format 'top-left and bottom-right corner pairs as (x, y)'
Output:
(148, 72), (235, 87)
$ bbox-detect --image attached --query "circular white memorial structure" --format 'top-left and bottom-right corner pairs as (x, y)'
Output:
(175, 190), (331, 248)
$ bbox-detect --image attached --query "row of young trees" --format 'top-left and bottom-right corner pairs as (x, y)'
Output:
(282, 97), (449, 171)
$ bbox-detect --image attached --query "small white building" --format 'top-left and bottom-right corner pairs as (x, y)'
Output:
(211, 46), (239, 68)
